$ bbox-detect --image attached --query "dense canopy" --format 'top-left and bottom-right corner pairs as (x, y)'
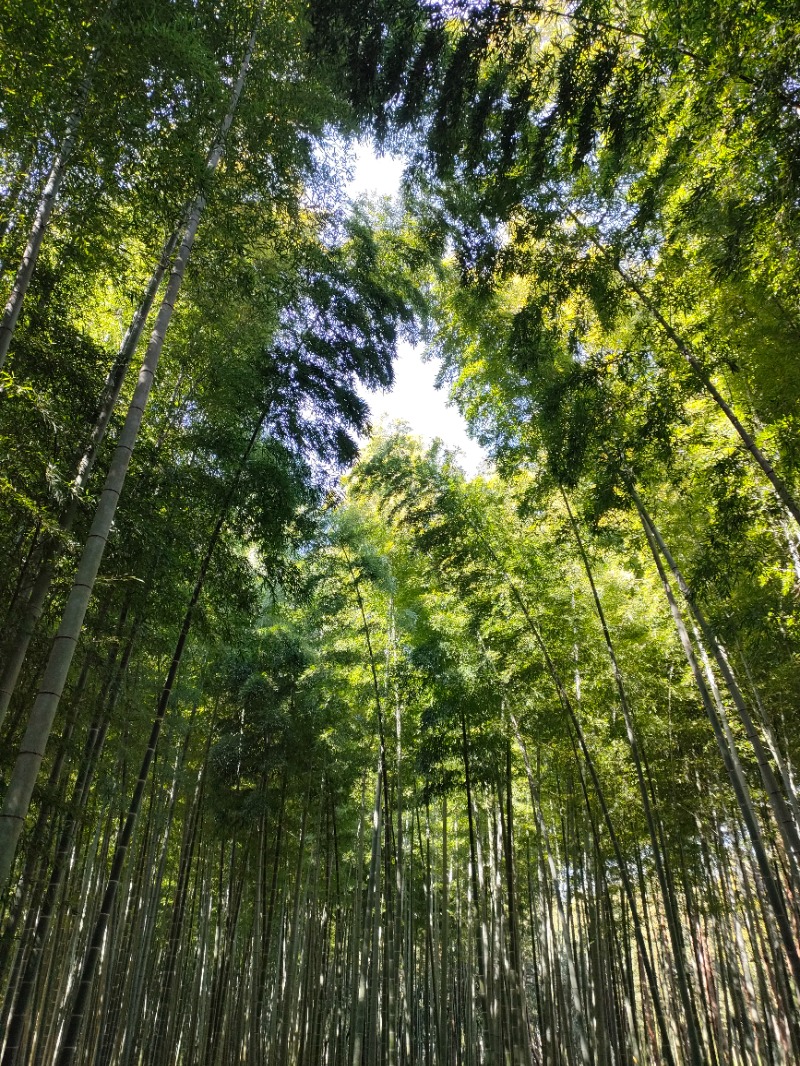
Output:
(1, 1), (800, 1064)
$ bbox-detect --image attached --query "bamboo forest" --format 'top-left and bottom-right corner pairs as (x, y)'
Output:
(3, 1), (800, 1063)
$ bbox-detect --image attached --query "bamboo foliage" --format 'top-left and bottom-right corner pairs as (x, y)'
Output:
(3, 441), (800, 1066)
(2, 1), (800, 1063)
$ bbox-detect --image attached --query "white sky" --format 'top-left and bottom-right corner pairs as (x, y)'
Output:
(348, 141), (488, 479)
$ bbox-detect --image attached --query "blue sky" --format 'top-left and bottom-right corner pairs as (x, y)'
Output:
(348, 141), (487, 477)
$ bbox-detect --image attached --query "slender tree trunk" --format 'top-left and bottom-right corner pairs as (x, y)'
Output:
(624, 268), (800, 528)
(0, 225), (181, 728)
(627, 482), (800, 881)
(0, 614), (138, 1066)
(0, 12), (261, 890)
(460, 709), (494, 1065)
(738, 650), (800, 833)
(439, 793), (449, 1066)
(0, 144), (41, 261)
(561, 489), (708, 1066)
(255, 774), (287, 1064)
(505, 718), (590, 1066)
(478, 557), (677, 1066)
(566, 208), (800, 526)
(52, 399), (270, 1063)
(278, 801), (309, 1066)
(0, 47), (100, 372)
(630, 485), (800, 996)
(148, 757), (208, 1066)
(351, 763), (382, 1066)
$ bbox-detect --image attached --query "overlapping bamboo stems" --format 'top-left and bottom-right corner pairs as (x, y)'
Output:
(2, 555), (799, 1064)
(0, 2), (264, 890)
